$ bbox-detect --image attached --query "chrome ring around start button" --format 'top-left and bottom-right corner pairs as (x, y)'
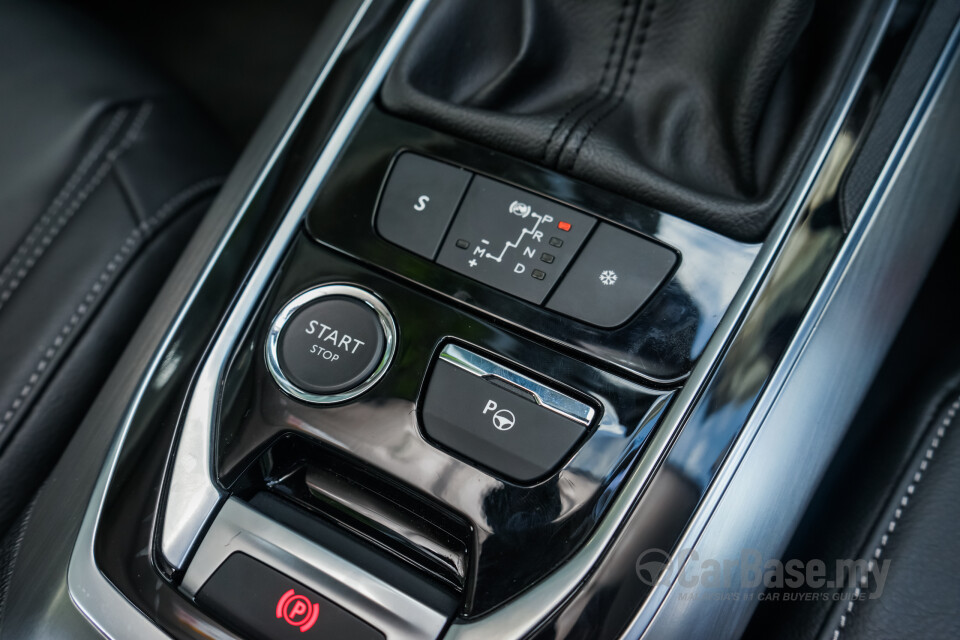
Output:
(265, 284), (397, 404)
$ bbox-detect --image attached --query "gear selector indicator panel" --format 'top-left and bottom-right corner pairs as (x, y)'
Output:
(375, 152), (678, 327)
(436, 176), (595, 304)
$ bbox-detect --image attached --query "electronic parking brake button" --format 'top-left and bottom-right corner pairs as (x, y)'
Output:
(197, 553), (384, 640)
(266, 285), (397, 403)
(422, 345), (596, 483)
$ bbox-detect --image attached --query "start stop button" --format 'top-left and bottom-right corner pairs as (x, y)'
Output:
(265, 285), (396, 403)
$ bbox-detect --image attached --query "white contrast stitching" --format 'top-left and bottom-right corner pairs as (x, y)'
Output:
(0, 103), (154, 312)
(0, 108), (129, 291)
(831, 395), (959, 640)
(0, 177), (222, 437)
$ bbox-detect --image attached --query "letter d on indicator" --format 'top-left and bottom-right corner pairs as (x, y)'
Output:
(514, 263), (525, 274)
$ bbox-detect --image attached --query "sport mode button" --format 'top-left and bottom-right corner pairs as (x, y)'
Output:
(266, 285), (397, 403)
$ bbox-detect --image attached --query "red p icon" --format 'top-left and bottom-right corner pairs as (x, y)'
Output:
(276, 589), (320, 632)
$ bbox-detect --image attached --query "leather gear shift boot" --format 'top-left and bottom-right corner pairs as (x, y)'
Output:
(381, 0), (878, 241)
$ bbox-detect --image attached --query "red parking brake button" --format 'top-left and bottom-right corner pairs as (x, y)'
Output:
(277, 589), (320, 632)
(197, 553), (383, 640)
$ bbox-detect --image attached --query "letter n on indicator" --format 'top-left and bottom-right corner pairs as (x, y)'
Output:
(277, 588), (321, 632)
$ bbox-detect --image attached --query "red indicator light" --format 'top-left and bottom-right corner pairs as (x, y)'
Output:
(558, 221), (572, 231)
(277, 588), (320, 632)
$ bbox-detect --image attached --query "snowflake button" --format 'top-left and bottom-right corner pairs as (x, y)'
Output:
(599, 270), (618, 286)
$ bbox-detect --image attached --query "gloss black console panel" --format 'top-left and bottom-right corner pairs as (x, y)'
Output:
(306, 107), (758, 384)
(215, 233), (672, 615)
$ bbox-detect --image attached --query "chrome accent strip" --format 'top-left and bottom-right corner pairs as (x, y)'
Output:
(265, 284), (398, 404)
(63, 1), (424, 637)
(442, 3), (898, 639)
(159, 0), (432, 571)
(636, 18), (960, 639)
(181, 498), (449, 640)
(438, 344), (595, 426)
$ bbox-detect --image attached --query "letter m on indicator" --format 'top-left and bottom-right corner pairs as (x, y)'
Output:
(277, 588), (321, 632)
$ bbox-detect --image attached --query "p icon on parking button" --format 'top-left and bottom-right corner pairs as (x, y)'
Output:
(483, 399), (517, 431)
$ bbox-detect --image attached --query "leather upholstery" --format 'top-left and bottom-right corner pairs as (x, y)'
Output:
(745, 352), (960, 640)
(818, 375), (960, 640)
(0, 1), (231, 535)
(381, 0), (877, 241)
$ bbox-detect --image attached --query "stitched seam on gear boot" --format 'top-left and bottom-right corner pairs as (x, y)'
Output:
(548, 0), (643, 168)
(559, 0), (658, 173)
(541, 0), (634, 165)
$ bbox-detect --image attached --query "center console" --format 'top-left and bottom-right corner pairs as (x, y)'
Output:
(5, 0), (958, 639)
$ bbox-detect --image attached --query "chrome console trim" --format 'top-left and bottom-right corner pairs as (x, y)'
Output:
(159, 0), (432, 571)
(181, 498), (449, 640)
(635, 19), (960, 639)
(438, 344), (595, 426)
(265, 284), (398, 405)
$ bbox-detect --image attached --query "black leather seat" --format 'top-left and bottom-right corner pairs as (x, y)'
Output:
(0, 1), (231, 535)
(821, 377), (960, 639)
(747, 370), (960, 640)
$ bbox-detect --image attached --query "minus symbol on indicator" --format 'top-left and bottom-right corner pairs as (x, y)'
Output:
(558, 221), (572, 231)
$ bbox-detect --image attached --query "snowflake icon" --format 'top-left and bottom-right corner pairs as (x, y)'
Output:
(599, 270), (618, 286)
